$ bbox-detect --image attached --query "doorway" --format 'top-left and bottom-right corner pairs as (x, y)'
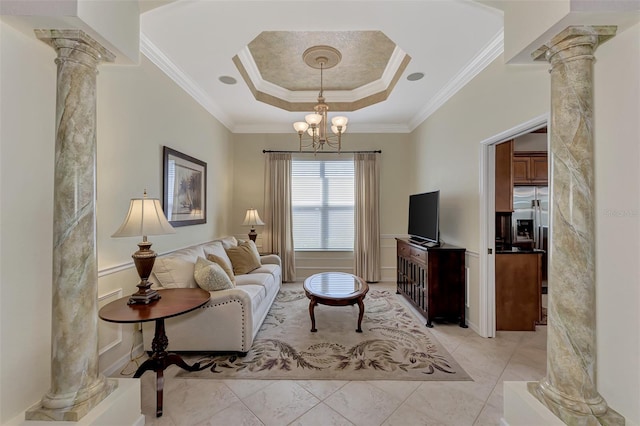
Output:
(478, 114), (548, 338)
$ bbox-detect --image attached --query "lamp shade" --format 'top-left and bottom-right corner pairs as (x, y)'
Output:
(305, 113), (323, 126)
(331, 116), (348, 127)
(112, 197), (175, 238)
(242, 208), (265, 227)
(293, 121), (310, 133)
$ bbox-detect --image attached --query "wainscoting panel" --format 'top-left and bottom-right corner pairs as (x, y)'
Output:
(98, 288), (123, 356)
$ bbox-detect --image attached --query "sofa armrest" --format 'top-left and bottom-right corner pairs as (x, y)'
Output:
(260, 254), (281, 267)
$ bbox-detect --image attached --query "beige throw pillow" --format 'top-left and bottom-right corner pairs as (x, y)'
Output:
(225, 241), (261, 275)
(206, 253), (236, 284)
(193, 257), (234, 291)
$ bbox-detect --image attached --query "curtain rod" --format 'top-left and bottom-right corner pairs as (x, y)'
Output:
(263, 150), (381, 154)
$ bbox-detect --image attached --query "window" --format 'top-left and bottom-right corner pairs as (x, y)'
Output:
(291, 158), (354, 250)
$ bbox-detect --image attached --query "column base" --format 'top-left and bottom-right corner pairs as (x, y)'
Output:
(528, 382), (625, 426)
(7, 379), (141, 426)
(25, 376), (117, 422)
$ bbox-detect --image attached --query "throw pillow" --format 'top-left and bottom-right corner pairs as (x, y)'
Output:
(243, 239), (261, 261)
(202, 241), (234, 270)
(206, 253), (236, 284)
(193, 257), (234, 291)
(225, 240), (261, 275)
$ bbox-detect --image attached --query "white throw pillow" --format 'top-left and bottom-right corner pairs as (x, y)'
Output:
(193, 257), (234, 291)
(153, 245), (205, 288)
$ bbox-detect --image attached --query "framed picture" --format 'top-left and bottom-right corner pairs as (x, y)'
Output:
(163, 146), (207, 227)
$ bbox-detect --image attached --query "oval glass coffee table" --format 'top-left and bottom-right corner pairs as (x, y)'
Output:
(303, 272), (369, 333)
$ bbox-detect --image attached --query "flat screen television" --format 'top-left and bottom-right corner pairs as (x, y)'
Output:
(408, 190), (440, 246)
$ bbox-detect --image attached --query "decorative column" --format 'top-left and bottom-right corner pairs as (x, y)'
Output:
(26, 30), (116, 421)
(529, 26), (623, 425)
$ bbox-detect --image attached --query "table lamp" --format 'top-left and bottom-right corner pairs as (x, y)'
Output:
(112, 191), (175, 304)
(242, 208), (265, 242)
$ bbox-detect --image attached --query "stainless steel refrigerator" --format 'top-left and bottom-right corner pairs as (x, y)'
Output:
(512, 186), (548, 250)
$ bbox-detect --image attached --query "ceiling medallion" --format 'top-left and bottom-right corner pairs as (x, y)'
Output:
(293, 45), (348, 153)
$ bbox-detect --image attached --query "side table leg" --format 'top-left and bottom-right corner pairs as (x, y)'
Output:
(356, 297), (365, 333)
(308, 297), (317, 332)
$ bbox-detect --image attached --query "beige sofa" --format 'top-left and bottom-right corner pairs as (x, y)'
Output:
(142, 237), (282, 355)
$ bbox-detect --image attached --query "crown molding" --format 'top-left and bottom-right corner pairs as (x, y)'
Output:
(233, 122), (410, 134)
(408, 29), (504, 131)
(141, 28), (503, 135)
(140, 31), (234, 130)
(235, 45), (408, 104)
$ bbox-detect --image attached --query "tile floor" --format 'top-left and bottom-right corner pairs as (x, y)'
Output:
(124, 283), (547, 426)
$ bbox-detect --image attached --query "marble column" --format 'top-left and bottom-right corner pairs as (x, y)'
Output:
(26, 30), (116, 421)
(528, 26), (623, 425)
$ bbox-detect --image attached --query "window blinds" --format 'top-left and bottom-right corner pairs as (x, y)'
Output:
(291, 158), (354, 250)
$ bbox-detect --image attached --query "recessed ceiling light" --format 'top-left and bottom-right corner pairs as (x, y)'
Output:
(219, 76), (237, 85)
(407, 72), (425, 82)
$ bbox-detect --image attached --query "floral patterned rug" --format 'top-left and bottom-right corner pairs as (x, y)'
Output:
(176, 287), (471, 381)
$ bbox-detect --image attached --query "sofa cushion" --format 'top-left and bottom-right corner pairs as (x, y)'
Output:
(250, 263), (280, 278)
(206, 253), (236, 284)
(202, 241), (233, 270)
(216, 236), (238, 249)
(153, 245), (205, 289)
(225, 241), (261, 275)
(194, 257), (234, 291)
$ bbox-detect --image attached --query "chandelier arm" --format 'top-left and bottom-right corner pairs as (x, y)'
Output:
(319, 62), (324, 98)
(294, 45), (347, 153)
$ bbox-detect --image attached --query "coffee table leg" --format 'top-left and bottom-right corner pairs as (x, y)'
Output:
(309, 297), (317, 332)
(356, 297), (365, 333)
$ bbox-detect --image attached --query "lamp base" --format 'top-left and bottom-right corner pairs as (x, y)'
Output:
(248, 228), (257, 242)
(127, 282), (161, 305)
(128, 241), (161, 305)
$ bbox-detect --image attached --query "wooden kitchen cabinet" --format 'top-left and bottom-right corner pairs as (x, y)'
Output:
(495, 140), (514, 212)
(513, 152), (548, 185)
(495, 252), (542, 331)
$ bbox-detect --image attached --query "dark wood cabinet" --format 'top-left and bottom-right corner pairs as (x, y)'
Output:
(513, 152), (548, 185)
(495, 140), (514, 212)
(495, 252), (542, 331)
(396, 239), (467, 328)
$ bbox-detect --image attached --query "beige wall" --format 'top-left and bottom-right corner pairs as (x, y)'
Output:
(0, 21), (57, 423)
(231, 133), (412, 282)
(592, 22), (640, 423)
(0, 21), (233, 422)
(409, 22), (640, 424)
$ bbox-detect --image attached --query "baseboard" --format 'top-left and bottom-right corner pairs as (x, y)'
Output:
(503, 381), (564, 425)
(101, 342), (144, 377)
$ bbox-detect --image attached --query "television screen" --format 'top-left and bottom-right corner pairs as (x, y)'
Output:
(408, 190), (440, 245)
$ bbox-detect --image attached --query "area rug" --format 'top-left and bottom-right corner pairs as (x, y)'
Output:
(176, 288), (471, 381)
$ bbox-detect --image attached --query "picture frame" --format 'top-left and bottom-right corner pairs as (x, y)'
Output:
(163, 146), (207, 227)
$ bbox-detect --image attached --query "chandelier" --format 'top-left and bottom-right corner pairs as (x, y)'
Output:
(293, 46), (348, 153)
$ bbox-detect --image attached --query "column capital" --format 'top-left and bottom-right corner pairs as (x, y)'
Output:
(532, 26), (616, 64)
(35, 29), (115, 69)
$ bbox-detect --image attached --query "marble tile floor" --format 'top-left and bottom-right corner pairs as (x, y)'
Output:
(122, 283), (547, 426)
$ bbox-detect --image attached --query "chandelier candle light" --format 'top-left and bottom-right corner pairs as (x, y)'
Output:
(293, 46), (348, 153)
(112, 191), (175, 304)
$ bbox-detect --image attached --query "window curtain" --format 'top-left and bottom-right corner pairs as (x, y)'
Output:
(354, 152), (381, 282)
(264, 152), (296, 282)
